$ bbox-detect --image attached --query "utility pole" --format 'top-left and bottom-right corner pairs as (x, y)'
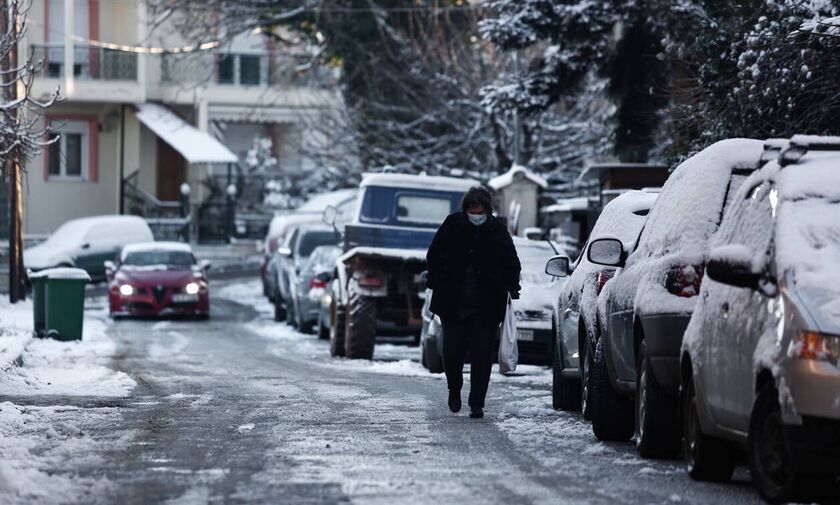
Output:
(512, 51), (522, 166)
(2, 0), (25, 303)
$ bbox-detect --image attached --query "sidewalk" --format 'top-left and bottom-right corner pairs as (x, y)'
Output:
(0, 300), (32, 372)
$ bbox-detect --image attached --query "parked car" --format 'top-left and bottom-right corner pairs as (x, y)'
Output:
(107, 242), (210, 319)
(681, 136), (840, 502)
(545, 190), (657, 414)
(291, 244), (343, 335)
(591, 138), (765, 457)
(274, 225), (342, 325)
(421, 237), (563, 373)
(261, 189), (357, 300)
(24, 215), (154, 281)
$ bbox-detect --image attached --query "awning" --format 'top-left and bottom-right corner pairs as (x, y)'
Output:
(135, 103), (238, 164)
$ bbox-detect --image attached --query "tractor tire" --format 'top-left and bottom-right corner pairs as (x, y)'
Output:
(329, 298), (346, 357)
(344, 291), (376, 360)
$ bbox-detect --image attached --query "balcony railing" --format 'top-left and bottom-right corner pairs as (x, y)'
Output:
(162, 51), (337, 89)
(32, 43), (138, 81)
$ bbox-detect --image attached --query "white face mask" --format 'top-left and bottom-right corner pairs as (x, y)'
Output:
(467, 212), (487, 226)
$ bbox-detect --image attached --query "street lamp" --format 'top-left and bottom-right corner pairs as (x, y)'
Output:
(226, 183), (237, 243)
(180, 183), (191, 242)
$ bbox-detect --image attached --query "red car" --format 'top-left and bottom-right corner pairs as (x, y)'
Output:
(106, 242), (210, 319)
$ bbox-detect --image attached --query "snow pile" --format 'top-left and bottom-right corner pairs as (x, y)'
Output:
(0, 299), (34, 371)
(0, 301), (135, 398)
(0, 402), (120, 504)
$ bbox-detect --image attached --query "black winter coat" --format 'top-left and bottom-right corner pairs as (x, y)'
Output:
(426, 212), (521, 326)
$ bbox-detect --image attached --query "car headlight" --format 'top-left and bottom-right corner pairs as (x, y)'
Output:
(185, 282), (200, 295)
(792, 331), (840, 365)
(119, 284), (134, 296)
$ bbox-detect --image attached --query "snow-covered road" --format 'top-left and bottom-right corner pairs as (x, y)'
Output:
(1, 278), (763, 504)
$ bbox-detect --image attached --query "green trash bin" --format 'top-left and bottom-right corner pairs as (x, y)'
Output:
(42, 267), (91, 342)
(28, 270), (48, 338)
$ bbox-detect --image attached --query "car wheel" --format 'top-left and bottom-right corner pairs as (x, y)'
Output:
(748, 382), (819, 503)
(286, 298), (297, 328)
(344, 290), (376, 360)
(329, 298), (346, 357)
(423, 337), (444, 374)
(636, 339), (681, 459)
(317, 313), (329, 340)
(581, 337), (594, 421)
(552, 338), (581, 411)
(273, 295), (286, 322)
(591, 337), (634, 441)
(683, 372), (735, 482)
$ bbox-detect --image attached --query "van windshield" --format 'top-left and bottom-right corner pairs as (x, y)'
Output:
(359, 186), (462, 227)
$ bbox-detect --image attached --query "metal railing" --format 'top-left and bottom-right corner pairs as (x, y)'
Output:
(162, 51), (337, 88)
(122, 172), (190, 241)
(31, 43), (138, 81)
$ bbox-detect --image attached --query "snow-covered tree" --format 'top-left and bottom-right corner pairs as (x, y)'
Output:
(663, 1), (840, 152)
(479, 0), (671, 165)
(1, 0), (57, 174)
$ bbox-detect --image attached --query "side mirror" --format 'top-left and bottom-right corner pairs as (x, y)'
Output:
(104, 260), (115, 274)
(706, 245), (760, 289)
(199, 259), (212, 271)
(587, 238), (625, 267)
(277, 247), (292, 258)
(81, 242), (91, 250)
(418, 270), (429, 288)
(323, 205), (338, 227)
(545, 256), (571, 277)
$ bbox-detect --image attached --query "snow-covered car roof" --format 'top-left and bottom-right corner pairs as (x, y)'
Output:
(632, 138), (764, 258)
(121, 241), (192, 258)
(295, 189), (358, 213)
(360, 173), (478, 192)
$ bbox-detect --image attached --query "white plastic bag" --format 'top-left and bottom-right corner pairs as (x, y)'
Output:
(498, 294), (518, 374)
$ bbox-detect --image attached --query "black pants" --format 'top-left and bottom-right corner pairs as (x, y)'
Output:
(442, 314), (496, 410)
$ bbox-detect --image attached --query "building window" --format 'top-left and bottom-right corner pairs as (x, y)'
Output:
(217, 55), (235, 84)
(48, 120), (89, 180)
(239, 55), (261, 85)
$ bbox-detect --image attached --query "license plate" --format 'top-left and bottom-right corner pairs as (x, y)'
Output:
(172, 293), (199, 303)
(516, 329), (534, 342)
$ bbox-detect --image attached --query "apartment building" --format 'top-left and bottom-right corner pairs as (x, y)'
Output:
(21, 0), (341, 235)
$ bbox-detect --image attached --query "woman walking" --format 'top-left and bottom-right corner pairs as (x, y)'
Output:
(426, 186), (521, 418)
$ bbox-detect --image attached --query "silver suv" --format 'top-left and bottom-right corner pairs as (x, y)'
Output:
(681, 136), (840, 503)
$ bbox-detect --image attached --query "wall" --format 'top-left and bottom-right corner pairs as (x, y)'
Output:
(23, 104), (119, 234)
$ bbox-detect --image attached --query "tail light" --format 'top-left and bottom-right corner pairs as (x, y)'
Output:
(310, 278), (328, 290)
(665, 264), (704, 298)
(792, 331), (840, 364)
(358, 275), (384, 288)
(596, 270), (615, 295)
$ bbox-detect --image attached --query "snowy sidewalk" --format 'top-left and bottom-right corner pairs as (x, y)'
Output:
(0, 296), (135, 504)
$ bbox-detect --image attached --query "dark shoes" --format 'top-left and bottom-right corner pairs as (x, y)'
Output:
(469, 407), (484, 419)
(448, 390), (461, 413)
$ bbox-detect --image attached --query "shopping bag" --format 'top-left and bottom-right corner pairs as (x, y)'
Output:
(498, 294), (518, 374)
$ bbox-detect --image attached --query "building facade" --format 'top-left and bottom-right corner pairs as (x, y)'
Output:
(21, 0), (342, 235)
